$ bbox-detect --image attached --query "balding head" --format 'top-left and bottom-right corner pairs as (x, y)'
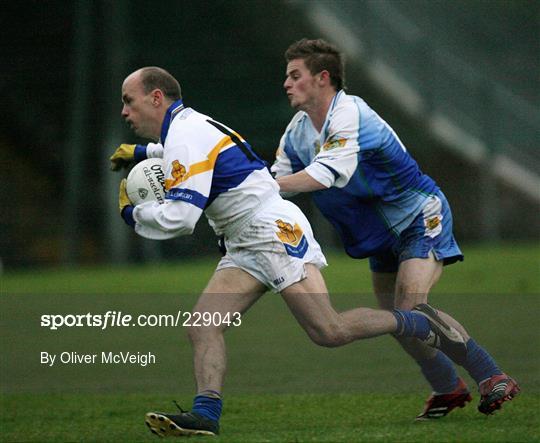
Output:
(136, 67), (182, 101)
(121, 67), (181, 140)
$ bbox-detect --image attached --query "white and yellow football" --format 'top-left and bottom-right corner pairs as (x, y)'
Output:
(126, 158), (166, 205)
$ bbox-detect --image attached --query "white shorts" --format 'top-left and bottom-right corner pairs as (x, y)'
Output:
(216, 198), (327, 292)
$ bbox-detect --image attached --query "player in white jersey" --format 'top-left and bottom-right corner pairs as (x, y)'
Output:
(111, 66), (469, 437)
(272, 39), (519, 420)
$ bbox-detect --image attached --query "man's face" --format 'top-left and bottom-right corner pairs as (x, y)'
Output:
(283, 58), (320, 111)
(121, 73), (160, 140)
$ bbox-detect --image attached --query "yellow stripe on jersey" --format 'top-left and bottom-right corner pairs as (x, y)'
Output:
(165, 135), (237, 190)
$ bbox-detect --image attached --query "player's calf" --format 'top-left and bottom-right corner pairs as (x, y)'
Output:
(393, 304), (467, 364)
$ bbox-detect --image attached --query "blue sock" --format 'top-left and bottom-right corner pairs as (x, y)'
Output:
(462, 339), (501, 385)
(392, 309), (430, 340)
(418, 351), (459, 393)
(192, 392), (222, 422)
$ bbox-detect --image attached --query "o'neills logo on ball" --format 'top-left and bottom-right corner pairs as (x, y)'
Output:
(151, 164), (166, 193)
(138, 188), (149, 199)
(143, 165), (165, 204)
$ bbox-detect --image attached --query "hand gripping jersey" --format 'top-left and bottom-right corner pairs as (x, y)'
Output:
(133, 100), (277, 240)
(272, 91), (439, 258)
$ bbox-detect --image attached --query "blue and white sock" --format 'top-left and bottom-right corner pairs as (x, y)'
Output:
(393, 311), (459, 393)
(392, 309), (431, 340)
(461, 338), (501, 384)
(418, 351), (459, 394)
(192, 391), (222, 422)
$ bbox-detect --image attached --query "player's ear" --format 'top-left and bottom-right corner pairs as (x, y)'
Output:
(319, 70), (331, 86)
(151, 89), (164, 107)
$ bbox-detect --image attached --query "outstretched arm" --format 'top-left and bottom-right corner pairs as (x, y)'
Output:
(276, 171), (327, 193)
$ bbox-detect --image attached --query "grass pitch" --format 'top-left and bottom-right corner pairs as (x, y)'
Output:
(1, 244), (539, 442)
(2, 393), (539, 442)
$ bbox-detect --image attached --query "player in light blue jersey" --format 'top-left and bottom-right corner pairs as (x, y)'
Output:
(110, 67), (471, 437)
(273, 39), (519, 419)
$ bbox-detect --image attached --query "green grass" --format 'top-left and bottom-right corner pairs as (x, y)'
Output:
(2, 243), (539, 295)
(1, 243), (539, 441)
(1, 393), (539, 442)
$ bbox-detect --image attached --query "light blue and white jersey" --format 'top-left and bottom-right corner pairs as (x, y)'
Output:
(134, 101), (276, 239)
(272, 91), (439, 258)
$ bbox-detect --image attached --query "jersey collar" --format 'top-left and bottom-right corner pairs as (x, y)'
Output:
(321, 90), (344, 139)
(160, 99), (184, 143)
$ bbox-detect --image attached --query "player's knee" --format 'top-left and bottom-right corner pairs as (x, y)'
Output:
(186, 325), (201, 343)
(187, 323), (222, 344)
(309, 325), (348, 348)
(394, 292), (427, 310)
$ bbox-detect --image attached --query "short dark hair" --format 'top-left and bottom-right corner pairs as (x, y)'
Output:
(139, 67), (182, 101)
(285, 38), (345, 90)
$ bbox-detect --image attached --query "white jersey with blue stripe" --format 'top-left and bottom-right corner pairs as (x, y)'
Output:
(134, 103), (276, 240)
(271, 91), (439, 258)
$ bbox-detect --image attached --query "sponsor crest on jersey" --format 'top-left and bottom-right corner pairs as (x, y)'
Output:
(425, 216), (441, 231)
(275, 219), (308, 258)
(424, 215), (443, 238)
(322, 137), (347, 151)
(165, 160), (187, 190)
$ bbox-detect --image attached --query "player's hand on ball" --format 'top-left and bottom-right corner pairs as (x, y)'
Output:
(110, 144), (137, 171)
(118, 178), (133, 213)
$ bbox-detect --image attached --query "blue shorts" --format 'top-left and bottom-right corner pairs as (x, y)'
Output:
(369, 191), (464, 273)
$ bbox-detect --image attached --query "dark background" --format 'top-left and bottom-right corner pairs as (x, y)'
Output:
(1, 0), (538, 269)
